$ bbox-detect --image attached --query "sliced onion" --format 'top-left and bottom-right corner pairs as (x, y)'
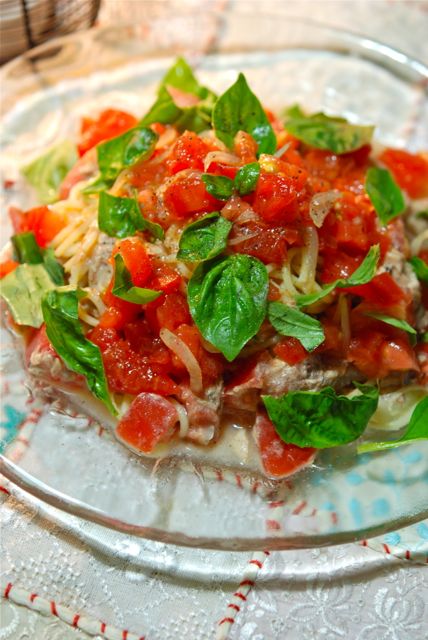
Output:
(171, 399), (189, 438)
(160, 328), (203, 394)
(203, 150), (240, 172)
(156, 127), (178, 149)
(166, 85), (200, 108)
(309, 190), (341, 228)
(228, 228), (260, 245)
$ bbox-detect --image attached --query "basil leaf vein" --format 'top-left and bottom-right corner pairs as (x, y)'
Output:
(177, 212), (232, 262)
(268, 302), (325, 351)
(187, 254), (269, 361)
(263, 385), (379, 449)
(21, 140), (78, 204)
(212, 73), (276, 156)
(0, 264), (56, 328)
(98, 192), (164, 240)
(112, 254), (161, 304)
(42, 288), (116, 415)
(296, 244), (380, 307)
(284, 110), (374, 154)
(358, 395), (428, 453)
(365, 167), (405, 225)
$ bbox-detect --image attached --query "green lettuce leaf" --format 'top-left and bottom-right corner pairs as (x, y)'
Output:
(0, 264), (56, 327)
(268, 302), (325, 351)
(21, 141), (77, 204)
(42, 288), (116, 415)
(358, 396), (428, 452)
(263, 385), (379, 448)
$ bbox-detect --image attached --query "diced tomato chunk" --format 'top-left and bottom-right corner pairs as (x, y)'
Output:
(251, 173), (299, 224)
(343, 273), (408, 308)
(174, 323), (224, 385)
(163, 172), (222, 219)
(113, 237), (153, 287)
(100, 279), (140, 331)
(149, 262), (182, 294)
(320, 250), (362, 283)
(274, 337), (308, 365)
(347, 327), (418, 379)
(253, 412), (316, 478)
(167, 131), (210, 175)
(231, 222), (299, 265)
(0, 260), (18, 279)
(146, 292), (191, 333)
(78, 108), (138, 157)
(9, 206), (66, 248)
(116, 393), (178, 453)
(379, 148), (428, 199)
(25, 324), (56, 368)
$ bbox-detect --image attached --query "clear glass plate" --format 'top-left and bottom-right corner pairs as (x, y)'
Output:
(1, 13), (427, 566)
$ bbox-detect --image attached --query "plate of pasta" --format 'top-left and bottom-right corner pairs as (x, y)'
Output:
(0, 15), (427, 552)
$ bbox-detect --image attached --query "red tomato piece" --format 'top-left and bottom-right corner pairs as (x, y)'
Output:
(78, 109), (138, 157)
(343, 273), (408, 308)
(9, 206), (66, 248)
(100, 280), (140, 330)
(0, 260), (18, 279)
(253, 412), (316, 478)
(149, 262), (182, 294)
(379, 148), (428, 199)
(347, 328), (417, 379)
(319, 250), (362, 283)
(113, 237), (152, 287)
(116, 392), (178, 453)
(230, 222), (291, 265)
(174, 324), (224, 385)
(251, 173), (299, 224)
(167, 131), (210, 175)
(163, 172), (221, 219)
(147, 292), (191, 333)
(274, 337), (308, 365)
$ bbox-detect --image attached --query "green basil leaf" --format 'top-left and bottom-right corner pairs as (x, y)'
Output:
(416, 210), (428, 219)
(364, 311), (417, 334)
(12, 232), (43, 264)
(234, 162), (260, 196)
(177, 212), (232, 262)
(141, 57), (216, 133)
(365, 167), (405, 225)
(98, 192), (164, 240)
(268, 302), (325, 351)
(284, 111), (374, 154)
(21, 141), (78, 204)
(42, 248), (65, 285)
(212, 73), (276, 156)
(358, 395), (428, 453)
(263, 385), (379, 449)
(112, 254), (161, 304)
(0, 264), (56, 327)
(201, 174), (234, 200)
(187, 254), (269, 361)
(297, 244), (380, 307)
(409, 256), (428, 284)
(85, 126), (157, 192)
(42, 288), (116, 415)
(422, 332), (428, 343)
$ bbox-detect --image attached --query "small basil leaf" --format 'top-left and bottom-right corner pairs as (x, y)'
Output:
(187, 254), (269, 361)
(141, 57), (216, 133)
(12, 232), (43, 264)
(409, 256), (428, 284)
(0, 264), (56, 327)
(42, 248), (65, 285)
(268, 302), (325, 351)
(422, 333), (428, 343)
(297, 244), (380, 307)
(112, 254), (161, 304)
(416, 210), (428, 219)
(85, 126), (157, 192)
(212, 73), (276, 156)
(201, 174), (234, 200)
(365, 167), (405, 225)
(263, 385), (379, 449)
(177, 212), (232, 262)
(98, 192), (164, 240)
(21, 141), (77, 204)
(42, 288), (116, 415)
(234, 162), (260, 196)
(358, 396), (428, 453)
(284, 111), (374, 154)
(364, 311), (417, 335)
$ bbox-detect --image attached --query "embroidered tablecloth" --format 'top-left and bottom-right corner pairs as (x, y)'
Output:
(1, 1), (428, 639)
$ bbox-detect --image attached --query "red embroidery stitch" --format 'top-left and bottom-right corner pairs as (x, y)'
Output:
(249, 559), (263, 568)
(72, 614), (80, 628)
(100, 622), (106, 633)
(292, 500), (307, 515)
(0, 486), (11, 495)
(239, 579), (255, 587)
(233, 591), (247, 601)
(50, 601), (58, 616)
(228, 603), (240, 612)
(30, 593), (38, 602)
(219, 617), (235, 625)
(383, 543), (391, 554)
(4, 583), (12, 599)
